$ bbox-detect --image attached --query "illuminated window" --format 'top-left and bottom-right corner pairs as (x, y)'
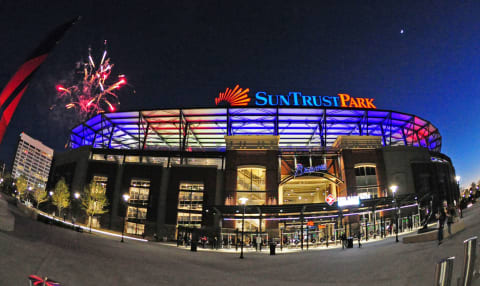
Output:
(125, 156), (140, 163)
(237, 167), (266, 191)
(236, 167), (266, 205)
(129, 179), (150, 204)
(93, 176), (108, 192)
(125, 222), (145, 236)
(127, 206), (147, 219)
(176, 182), (204, 228)
(124, 179), (150, 236)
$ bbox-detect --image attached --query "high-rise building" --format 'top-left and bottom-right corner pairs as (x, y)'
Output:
(12, 133), (53, 190)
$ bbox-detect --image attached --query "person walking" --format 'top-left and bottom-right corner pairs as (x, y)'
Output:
(447, 207), (454, 235)
(437, 208), (446, 245)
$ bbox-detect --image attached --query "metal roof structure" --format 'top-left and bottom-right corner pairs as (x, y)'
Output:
(69, 107), (442, 152)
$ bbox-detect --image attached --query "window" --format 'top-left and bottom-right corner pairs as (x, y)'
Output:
(125, 222), (145, 236)
(354, 165), (378, 198)
(125, 156), (140, 163)
(184, 157), (223, 169)
(237, 167), (266, 191)
(129, 179), (150, 204)
(176, 182), (204, 228)
(127, 206), (147, 219)
(93, 176), (108, 192)
(143, 157), (168, 165)
(236, 167), (266, 205)
(124, 179), (150, 236)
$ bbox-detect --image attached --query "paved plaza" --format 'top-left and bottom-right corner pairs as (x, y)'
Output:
(1, 202), (480, 285)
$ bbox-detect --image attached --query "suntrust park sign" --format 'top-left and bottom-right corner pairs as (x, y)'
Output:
(255, 92), (376, 109)
(214, 85), (377, 109)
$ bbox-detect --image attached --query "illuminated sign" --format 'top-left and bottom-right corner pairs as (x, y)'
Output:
(215, 85), (251, 106)
(215, 86), (376, 109)
(294, 163), (327, 176)
(337, 196), (360, 207)
(255, 92), (376, 109)
(326, 194), (335, 206)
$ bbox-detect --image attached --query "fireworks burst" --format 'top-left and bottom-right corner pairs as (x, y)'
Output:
(54, 41), (127, 121)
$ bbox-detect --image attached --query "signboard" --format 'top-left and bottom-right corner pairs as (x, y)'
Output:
(337, 196), (360, 207)
(255, 92), (376, 109)
(294, 163), (327, 177)
(326, 194), (335, 206)
(307, 221), (314, 227)
(318, 225), (326, 229)
(215, 86), (377, 109)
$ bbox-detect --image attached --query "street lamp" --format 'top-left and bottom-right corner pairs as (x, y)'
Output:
(390, 185), (399, 243)
(121, 193), (130, 243)
(239, 197), (248, 259)
(455, 176), (462, 218)
(72, 192), (80, 226)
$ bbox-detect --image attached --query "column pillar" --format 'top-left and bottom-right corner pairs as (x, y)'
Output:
(111, 162), (124, 230)
(156, 167), (170, 235)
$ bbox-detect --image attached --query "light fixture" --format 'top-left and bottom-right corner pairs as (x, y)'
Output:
(122, 193), (130, 202)
(239, 197), (248, 205)
(74, 192), (80, 199)
(389, 185), (398, 194)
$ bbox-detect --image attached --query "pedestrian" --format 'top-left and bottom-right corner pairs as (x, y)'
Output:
(437, 208), (446, 245)
(341, 233), (346, 249)
(447, 207), (454, 235)
(358, 233), (362, 248)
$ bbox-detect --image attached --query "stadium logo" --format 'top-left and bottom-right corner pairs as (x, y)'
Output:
(215, 85), (251, 106)
(255, 92), (376, 109)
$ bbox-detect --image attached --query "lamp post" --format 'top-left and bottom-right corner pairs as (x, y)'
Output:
(455, 176), (462, 218)
(390, 185), (399, 243)
(48, 191), (54, 217)
(239, 197), (248, 259)
(121, 193), (130, 243)
(73, 192), (80, 226)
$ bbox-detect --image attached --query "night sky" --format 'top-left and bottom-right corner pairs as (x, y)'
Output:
(1, 1), (479, 187)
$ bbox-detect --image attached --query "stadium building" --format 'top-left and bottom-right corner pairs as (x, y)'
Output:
(48, 87), (459, 245)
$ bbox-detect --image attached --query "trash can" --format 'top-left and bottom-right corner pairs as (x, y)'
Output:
(347, 237), (353, 248)
(270, 243), (276, 255)
(191, 243), (197, 252)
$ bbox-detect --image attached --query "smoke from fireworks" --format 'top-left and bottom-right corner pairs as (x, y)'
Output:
(53, 41), (127, 121)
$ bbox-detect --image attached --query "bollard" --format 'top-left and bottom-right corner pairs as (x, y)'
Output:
(459, 236), (477, 286)
(434, 256), (455, 286)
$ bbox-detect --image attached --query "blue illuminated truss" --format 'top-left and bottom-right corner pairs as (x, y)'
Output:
(69, 107), (442, 152)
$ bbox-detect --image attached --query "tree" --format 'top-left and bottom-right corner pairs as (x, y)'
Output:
(0, 173), (15, 196)
(52, 178), (70, 217)
(16, 175), (28, 200)
(32, 188), (48, 208)
(81, 181), (109, 231)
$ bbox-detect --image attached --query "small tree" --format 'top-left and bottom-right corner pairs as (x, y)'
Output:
(33, 188), (48, 208)
(52, 178), (70, 217)
(16, 175), (28, 200)
(82, 181), (109, 231)
(0, 173), (15, 196)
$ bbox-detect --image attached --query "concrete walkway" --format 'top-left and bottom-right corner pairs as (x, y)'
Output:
(1, 202), (479, 285)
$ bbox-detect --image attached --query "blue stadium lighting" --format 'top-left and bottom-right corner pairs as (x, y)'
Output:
(69, 107), (441, 152)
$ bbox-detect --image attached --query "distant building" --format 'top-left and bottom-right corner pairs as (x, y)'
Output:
(12, 133), (53, 190)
